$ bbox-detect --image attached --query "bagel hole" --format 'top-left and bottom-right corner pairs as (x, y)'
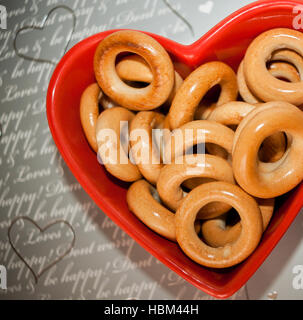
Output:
(205, 143), (229, 160)
(115, 53), (150, 88)
(267, 48), (301, 82)
(258, 131), (288, 163)
(184, 142), (206, 156)
(182, 177), (216, 192)
(175, 143), (206, 165)
(98, 93), (120, 111)
(225, 208), (241, 228)
(198, 202), (238, 224)
(124, 80), (150, 88)
(267, 60), (299, 83)
(201, 208), (240, 229)
(194, 85), (221, 120)
(199, 208), (241, 247)
(149, 185), (162, 203)
(202, 84), (221, 103)
(149, 185), (177, 211)
(227, 124), (238, 131)
(274, 76), (292, 83)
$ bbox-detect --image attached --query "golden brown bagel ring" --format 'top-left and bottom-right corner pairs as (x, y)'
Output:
(164, 120), (234, 163)
(167, 71), (183, 107)
(238, 56), (301, 104)
(243, 28), (303, 105)
(96, 107), (142, 182)
(164, 119), (234, 195)
(205, 101), (255, 159)
(80, 83), (102, 152)
(168, 61), (238, 130)
(94, 30), (175, 111)
(129, 111), (165, 185)
(207, 101), (286, 163)
(237, 60), (261, 104)
(175, 181), (263, 268)
(232, 101), (303, 198)
(157, 154), (235, 219)
(127, 179), (176, 241)
(231, 102), (288, 161)
(127, 179), (200, 241)
(207, 101), (255, 125)
(116, 54), (184, 107)
(201, 198), (274, 248)
(80, 83), (122, 152)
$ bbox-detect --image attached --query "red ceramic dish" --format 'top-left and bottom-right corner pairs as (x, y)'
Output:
(47, 0), (303, 299)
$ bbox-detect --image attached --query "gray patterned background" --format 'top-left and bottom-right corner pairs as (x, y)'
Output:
(0, 0), (303, 300)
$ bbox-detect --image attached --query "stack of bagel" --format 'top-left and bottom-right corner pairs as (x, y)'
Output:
(80, 28), (303, 268)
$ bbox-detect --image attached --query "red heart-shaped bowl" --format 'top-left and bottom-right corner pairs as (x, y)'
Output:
(47, 0), (303, 299)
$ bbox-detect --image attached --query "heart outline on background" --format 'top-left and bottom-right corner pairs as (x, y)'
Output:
(8, 216), (76, 284)
(13, 5), (76, 66)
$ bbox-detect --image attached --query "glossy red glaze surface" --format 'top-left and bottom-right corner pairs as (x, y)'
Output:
(47, 0), (303, 298)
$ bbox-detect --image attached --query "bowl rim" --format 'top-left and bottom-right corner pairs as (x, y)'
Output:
(46, 0), (303, 299)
